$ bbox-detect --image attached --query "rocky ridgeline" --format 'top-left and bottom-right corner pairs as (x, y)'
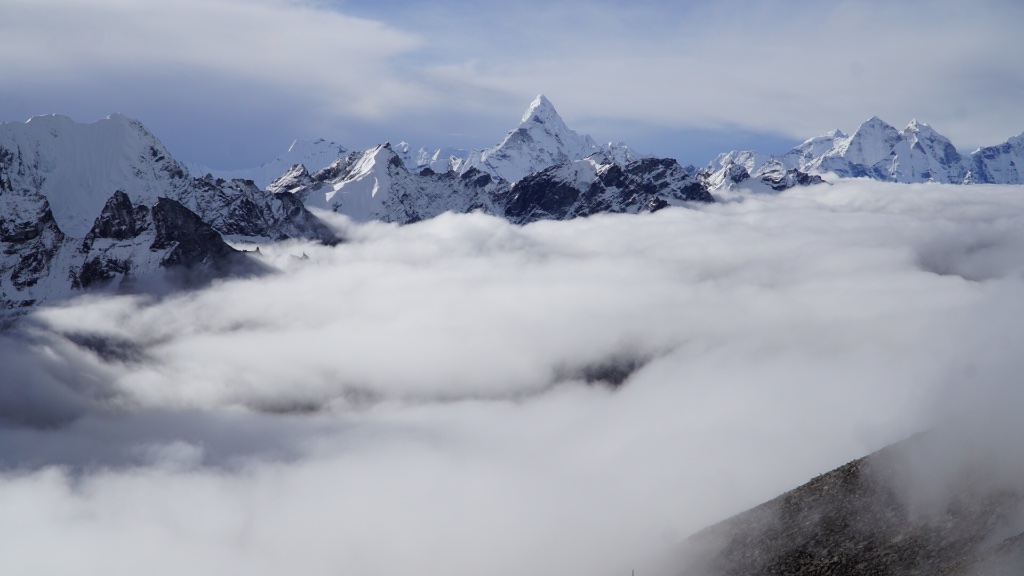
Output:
(0, 114), (337, 316)
(680, 431), (1024, 576)
(708, 117), (1024, 186)
(24, 96), (1012, 314)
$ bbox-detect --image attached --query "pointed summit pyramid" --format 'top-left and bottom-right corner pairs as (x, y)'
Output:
(839, 116), (902, 167)
(462, 95), (617, 183)
(520, 94), (561, 124)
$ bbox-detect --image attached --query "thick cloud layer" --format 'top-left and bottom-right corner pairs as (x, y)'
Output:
(1, 180), (1023, 575)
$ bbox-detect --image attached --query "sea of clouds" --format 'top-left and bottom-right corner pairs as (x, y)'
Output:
(1, 179), (1022, 575)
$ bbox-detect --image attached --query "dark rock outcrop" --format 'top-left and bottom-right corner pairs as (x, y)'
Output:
(151, 197), (239, 268)
(760, 168), (826, 191)
(680, 432), (1024, 576)
(502, 157), (713, 224)
(181, 175), (337, 244)
(72, 194), (264, 292)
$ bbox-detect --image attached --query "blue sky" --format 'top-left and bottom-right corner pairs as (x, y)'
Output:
(2, 0), (1022, 169)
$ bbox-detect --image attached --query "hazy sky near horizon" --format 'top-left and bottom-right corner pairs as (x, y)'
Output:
(1, 0), (1023, 169)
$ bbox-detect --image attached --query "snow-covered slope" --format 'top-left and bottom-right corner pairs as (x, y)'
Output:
(836, 116), (902, 168)
(0, 114), (191, 237)
(0, 114), (336, 244)
(0, 114), (337, 317)
(282, 143), (500, 224)
(965, 133), (1024, 184)
(187, 138), (348, 189)
(460, 95), (635, 183)
(0, 188), (259, 315)
(406, 145), (470, 174)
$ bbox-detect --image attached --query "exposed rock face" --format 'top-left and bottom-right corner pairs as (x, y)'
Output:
(0, 188), (265, 316)
(75, 193), (259, 292)
(680, 432), (1024, 576)
(503, 157), (714, 224)
(151, 197), (240, 268)
(760, 167), (826, 191)
(180, 175), (337, 244)
(82, 190), (148, 245)
(0, 169), (69, 309)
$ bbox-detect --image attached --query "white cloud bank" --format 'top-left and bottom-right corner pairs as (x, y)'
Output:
(2, 179), (1024, 575)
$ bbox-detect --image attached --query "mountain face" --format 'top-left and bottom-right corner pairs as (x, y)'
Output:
(0, 114), (191, 238)
(460, 95), (638, 183)
(273, 143), (502, 224)
(711, 117), (1024, 185)
(681, 430), (1024, 576)
(502, 157), (714, 224)
(78, 192), (262, 291)
(1, 188), (258, 315)
(273, 143), (715, 225)
(966, 133), (1024, 184)
(0, 114), (336, 316)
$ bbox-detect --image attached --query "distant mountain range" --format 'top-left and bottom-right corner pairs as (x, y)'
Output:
(708, 116), (1024, 186)
(2, 96), (1022, 315)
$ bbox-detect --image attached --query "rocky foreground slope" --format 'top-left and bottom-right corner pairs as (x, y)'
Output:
(679, 430), (1024, 576)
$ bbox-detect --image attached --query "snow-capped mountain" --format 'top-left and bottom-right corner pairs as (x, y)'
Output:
(187, 138), (348, 189)
(710, 117), (1024, 185)
(0, 114), (191, 238)
(0, 114), (336, 316)
(0, 114), (334, 244)
(276, 143), (500, 224)
(460, 95), (637, 183)
(270, 97), (715, 225)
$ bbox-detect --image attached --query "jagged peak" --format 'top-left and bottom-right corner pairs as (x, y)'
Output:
(902, 118), (938, 134)
(856, 116), (898, 132)
(521, 94), (558, 123)
(283, 163), (310, 177)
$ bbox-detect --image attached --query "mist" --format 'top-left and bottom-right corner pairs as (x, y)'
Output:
(1, 179), (1023, 575)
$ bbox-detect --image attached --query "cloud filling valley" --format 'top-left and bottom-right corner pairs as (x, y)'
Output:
(2, 179), (1023, 575)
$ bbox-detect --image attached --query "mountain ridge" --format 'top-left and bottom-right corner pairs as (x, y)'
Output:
(5, 98), (1022, 316)
(710, 116), (1024, 186)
